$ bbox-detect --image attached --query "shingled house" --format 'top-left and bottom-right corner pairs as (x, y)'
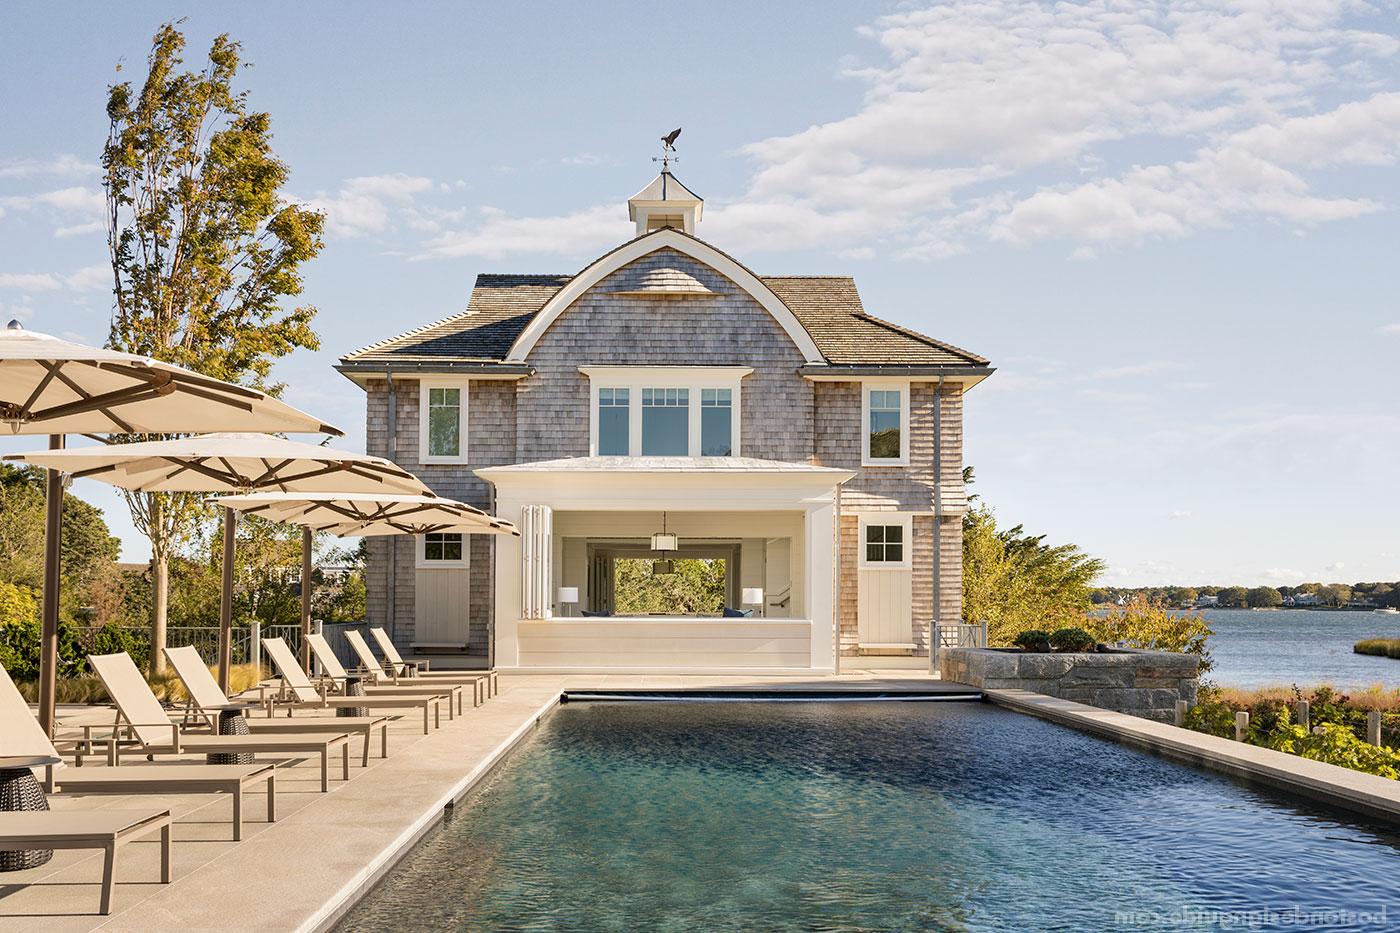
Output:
(336, 170), (992, 672)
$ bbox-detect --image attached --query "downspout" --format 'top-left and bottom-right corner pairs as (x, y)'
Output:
(385, 369), (398, 644)
(833, 483), (842, 674)
(931, 375), (945, 674)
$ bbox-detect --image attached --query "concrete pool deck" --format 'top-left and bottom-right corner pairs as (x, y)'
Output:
(6, 671), (1400, 931)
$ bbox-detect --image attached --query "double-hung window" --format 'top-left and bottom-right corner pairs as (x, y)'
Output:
(641, 388), (689, 455)
(598, 388), (630, 456)
(700, 389), (732, 456)
(420, 381), (468, 464)
(863, 382), (909, 465)
(583, 367), (749, 457)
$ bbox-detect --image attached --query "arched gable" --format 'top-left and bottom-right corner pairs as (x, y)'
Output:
(504, 228), (825, 364)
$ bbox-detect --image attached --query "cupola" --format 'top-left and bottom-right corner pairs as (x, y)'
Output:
(627, 171), (703, 236)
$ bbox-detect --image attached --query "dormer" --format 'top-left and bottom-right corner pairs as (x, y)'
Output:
(627, 171), (703, 236)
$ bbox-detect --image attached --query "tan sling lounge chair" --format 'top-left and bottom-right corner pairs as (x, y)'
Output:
(370, 626), (499, 698)
(305, 633), (467, 716)
(0, 662), (274, 844)
(260, 637), (445, 734)
(344, 629), (489, 706)
(163, 645), (391, 768)
(87, 652), (352, 792)
(0, 810), (172, 915)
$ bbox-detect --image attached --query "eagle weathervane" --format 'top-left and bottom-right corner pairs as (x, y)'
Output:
(654, 127), (682, 170)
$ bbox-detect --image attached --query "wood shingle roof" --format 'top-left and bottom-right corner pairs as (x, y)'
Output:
(341, 269), (988, 369)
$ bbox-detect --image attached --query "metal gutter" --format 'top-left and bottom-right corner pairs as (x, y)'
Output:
(931, 374), (944, 674)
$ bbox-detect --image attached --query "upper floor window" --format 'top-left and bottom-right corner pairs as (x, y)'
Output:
(700, 389), (732, 456)
(419, 531), (467, 568)
(598, 388), (630, 456)
(642, 388), (689, 455)
(862, 382), (909, 465)
(583, 367), (749, 458)
(420, 381), (468, 464)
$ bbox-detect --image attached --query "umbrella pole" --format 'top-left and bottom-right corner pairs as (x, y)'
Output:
(218, 506), (236, 693)
(37, 435), (64, 739)
(301, 526), (312, 671)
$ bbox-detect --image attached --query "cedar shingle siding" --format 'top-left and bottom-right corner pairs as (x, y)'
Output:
(348, 235), (987, 658)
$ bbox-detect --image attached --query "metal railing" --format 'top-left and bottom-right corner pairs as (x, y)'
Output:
(932, 620), (988, 662)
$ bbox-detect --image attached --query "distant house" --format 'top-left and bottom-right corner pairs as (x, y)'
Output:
(1284, 592), (1321, 607)
(1193, 595), (1219, 608)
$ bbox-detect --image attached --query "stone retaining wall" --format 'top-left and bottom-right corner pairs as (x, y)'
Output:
(940, 647), (1199, 722)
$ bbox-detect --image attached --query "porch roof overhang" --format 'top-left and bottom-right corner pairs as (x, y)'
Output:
(476, 456), (855, 507)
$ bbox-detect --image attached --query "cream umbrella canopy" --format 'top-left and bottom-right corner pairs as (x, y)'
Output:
(8, 433), (429, 691)
(0, 320), (340, 737)
(212, 493), (518, 668)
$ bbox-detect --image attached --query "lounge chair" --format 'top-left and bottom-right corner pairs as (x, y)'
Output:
(260, 637), (446, 734)
(0, 810), (171, 914)
(305, 633), (467, 715)
(86, 652), (353, 793)
(344, 629), (489, 706)
(0, 662), (275, 843)
(163, 645), (391, 768)
(370, 626), (499, 698)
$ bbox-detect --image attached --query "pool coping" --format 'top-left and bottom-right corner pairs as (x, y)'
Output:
(302, 690), (562, 933)
(984, 687), (1400, 827)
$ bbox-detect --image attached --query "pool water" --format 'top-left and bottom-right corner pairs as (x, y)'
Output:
(340, 701), (1400, 931)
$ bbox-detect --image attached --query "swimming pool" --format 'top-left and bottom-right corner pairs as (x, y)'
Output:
(339, 701), (1400, 931)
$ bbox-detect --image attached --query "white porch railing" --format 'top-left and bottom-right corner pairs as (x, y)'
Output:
(931, 620), (988, 662)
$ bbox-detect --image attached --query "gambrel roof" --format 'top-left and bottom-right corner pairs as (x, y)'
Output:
(339, 236), (990, 375)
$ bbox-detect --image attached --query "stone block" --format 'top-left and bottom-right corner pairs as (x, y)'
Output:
(1016, 655), (1074, 678)
(1060, 663), (1135, 687)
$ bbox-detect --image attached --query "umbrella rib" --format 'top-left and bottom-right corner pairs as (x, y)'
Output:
(95, 361), (264, 400)
(170, 382), (255, 413)
(29, 366), (149, 432)
(17, 360), (63, 418)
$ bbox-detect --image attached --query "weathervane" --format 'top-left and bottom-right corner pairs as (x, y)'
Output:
(653, 127), (682, 170)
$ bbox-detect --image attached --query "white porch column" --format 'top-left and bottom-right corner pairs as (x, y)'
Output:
(805, 500), (837, 672)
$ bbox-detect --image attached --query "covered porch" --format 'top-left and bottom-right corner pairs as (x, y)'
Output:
(478, 457), (854, 673)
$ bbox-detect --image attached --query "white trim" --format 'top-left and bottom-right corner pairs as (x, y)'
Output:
(417, 378), (470, 464)
(506, 229), (825, 363)
(416, 531), (469, 569)
(581, 366), (750, 458)
(857, 513), (913, 569)
(861, 379), (910, 466)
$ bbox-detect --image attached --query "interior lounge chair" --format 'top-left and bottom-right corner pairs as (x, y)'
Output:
(0, 810), (172, 915)
(260, 637), (446, 735)
(304, 633), (467, 716)
(86, 653), (353, 793)
(370, 626), (499, 699)
(344, 629), (489, 707)
(163, 645), (391, 768)
(0, 662), (276, 843)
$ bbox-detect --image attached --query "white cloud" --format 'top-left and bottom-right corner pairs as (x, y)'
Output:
(1168, 510), (1192, 521)
(0, 265), (108, 293)
(1377, 323), (1400, 336)
(0, 154), (96, 179)
(302, 174), (435, 238)
(423, 205), (629, 260)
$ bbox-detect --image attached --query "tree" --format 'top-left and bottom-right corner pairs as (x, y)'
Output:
(1319, 583), (1352, 607)
(1216, 586), (1249, 608)
(1246, 586), (1282, 608)
(102, 23), (324, 673)
(962, 504), (1106, 646)
(0, 464), (121, 619)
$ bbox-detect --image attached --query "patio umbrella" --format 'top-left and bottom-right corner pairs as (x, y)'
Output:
(0, 321), (340, 736)
(212, 493), (518, 668)
(8, 433), (428, 692)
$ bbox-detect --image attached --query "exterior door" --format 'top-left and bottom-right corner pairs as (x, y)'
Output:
(856, 515), (914, 648)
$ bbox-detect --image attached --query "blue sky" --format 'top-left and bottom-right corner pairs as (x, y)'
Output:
(2, 1), (1399, 587)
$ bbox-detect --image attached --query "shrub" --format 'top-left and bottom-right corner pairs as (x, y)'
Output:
(1184, 697), (1238, 739)
(1296, 724), (1400, 779)
(1049, 627), (1095, 652)
(1088, 596), (1213, 675)
(0, 581), (39, 628)
(1013, 629), (1051, 651)
(88, 622), (151, 673)
(0, 615), (87, 680)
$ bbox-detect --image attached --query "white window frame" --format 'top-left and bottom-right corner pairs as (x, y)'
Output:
(418, 378), (470, 465)
(857, 513), (913, 569)
(416, 531), (469, 569)
(861, 379), (910, 466)
(580, 366), (750, 457)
